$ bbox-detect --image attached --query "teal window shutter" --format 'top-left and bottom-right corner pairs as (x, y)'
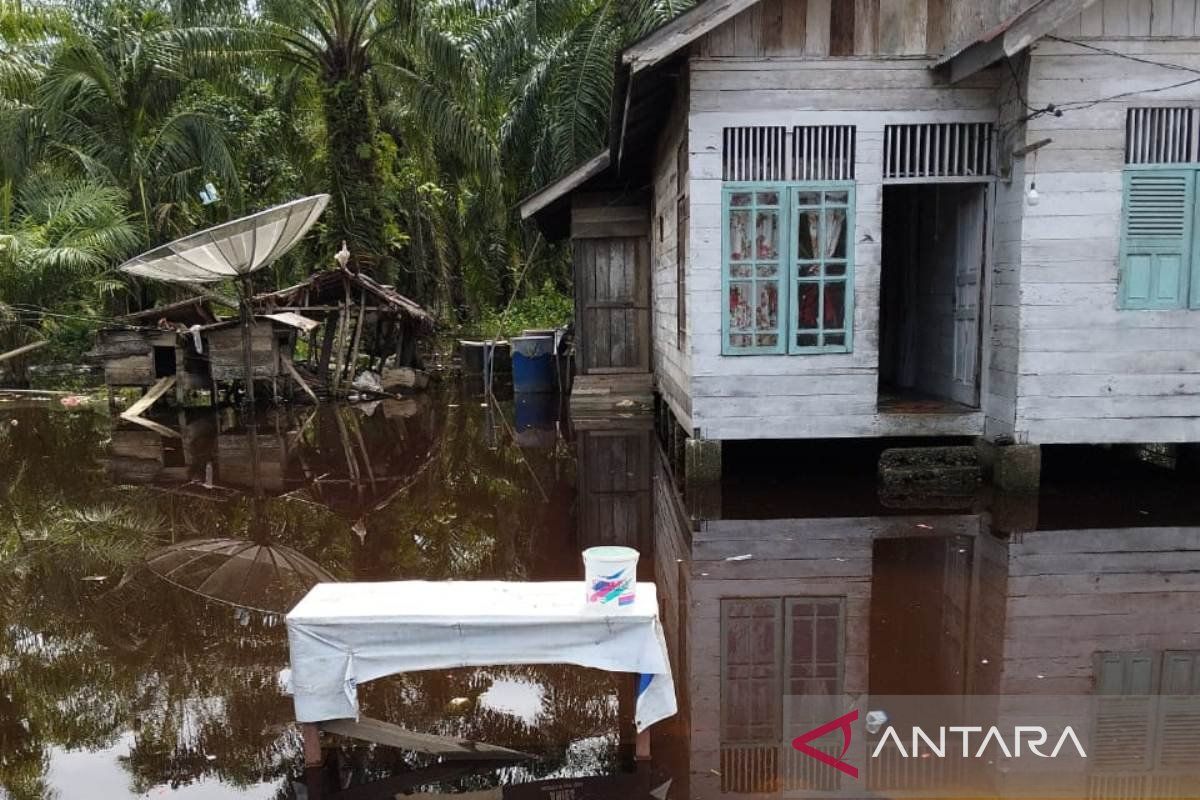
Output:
(1120, 169), (1194, 310)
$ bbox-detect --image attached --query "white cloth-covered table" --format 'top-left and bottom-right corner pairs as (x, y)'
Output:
(285, 581), (677, 732)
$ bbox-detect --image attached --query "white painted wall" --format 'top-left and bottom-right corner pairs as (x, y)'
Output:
(1014, 37), (1200, 443)
(685, 57), (999, 440)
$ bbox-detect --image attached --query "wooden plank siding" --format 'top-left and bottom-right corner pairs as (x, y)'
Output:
(652, 81), (695, 427)
(693, 0), (1051, 59)
(1012, 36), (1200, 444)
(1056, 0), (1200, 37)
(684, 57), (1000, 440)
(1001, 528), (1200, 693)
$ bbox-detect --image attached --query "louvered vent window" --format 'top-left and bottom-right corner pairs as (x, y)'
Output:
(882, 123), (993, 180)
(723, 127), (788, 181)
(1127, 108), (1198, 165)
(792, 126), (856, 181)
(722, 126), (855, 182)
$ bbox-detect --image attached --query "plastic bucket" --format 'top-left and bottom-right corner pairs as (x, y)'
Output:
(511, 334), (556, 393)
(583, 546), (640, 609)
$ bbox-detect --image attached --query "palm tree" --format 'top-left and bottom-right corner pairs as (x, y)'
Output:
(259, 0), (496, 285)
(0, 173), (138, 364)
(482, 0), (694, 191)
(28, 1), (242, 245)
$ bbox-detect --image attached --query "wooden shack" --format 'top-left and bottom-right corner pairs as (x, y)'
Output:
(199, 313), (319, 401)
(89, 298), (218, 403)
(252, 267), (435, 394)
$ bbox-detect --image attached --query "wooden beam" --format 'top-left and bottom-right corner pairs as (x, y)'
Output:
(623, 0), (764, 73)
(519, 151), (611, 221)
(936, 0), (1103, 83)
(282, 355), (320, 405)
(320, 717), (533, 761)
(301, 722), (323, 768)
(0, 339), (48, 364)
(120, 375), (177, 420)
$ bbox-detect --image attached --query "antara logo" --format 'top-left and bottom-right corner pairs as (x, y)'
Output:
(791, 710), (860, 779)
(790, 711), (1087, 779)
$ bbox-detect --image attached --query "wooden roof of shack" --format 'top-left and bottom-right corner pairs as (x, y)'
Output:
(120, 297), (219, 328)
(252, 267), (434, 334)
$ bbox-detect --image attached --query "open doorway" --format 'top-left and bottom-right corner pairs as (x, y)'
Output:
(879, 184), (987, 411)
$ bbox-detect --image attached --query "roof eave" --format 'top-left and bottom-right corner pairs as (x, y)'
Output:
(518, 151), (612, 222)
(934, 0), (1103, 83)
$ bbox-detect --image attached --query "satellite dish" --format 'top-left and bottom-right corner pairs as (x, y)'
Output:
(119, 194), (330, 284)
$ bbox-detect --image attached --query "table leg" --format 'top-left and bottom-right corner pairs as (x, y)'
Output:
(635, 728), (651, 761)
(301, 722), (323, 767)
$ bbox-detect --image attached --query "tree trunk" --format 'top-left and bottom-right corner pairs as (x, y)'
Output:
(320, 75), (392, 281)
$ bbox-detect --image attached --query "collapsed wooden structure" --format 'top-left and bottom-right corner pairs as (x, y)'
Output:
(253, 267), (435, 394)
(89, 268), (433, 410)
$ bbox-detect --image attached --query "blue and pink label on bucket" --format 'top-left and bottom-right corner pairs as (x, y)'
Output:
(582, 546), (639, 608)
(588, 567), (636, 606)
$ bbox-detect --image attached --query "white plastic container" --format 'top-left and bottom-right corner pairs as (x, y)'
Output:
(582, 546), (640, 609)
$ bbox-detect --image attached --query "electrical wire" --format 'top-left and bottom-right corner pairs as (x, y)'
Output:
(1046, 35), (1200, 77)
(1013, 36), (1200, 126)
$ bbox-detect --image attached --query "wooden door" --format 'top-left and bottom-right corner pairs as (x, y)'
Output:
(574, 237), (651, 374)
(951, 185), (986, 407)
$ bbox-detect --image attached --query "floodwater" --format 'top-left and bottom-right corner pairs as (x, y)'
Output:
(1, 379), (1199, 799)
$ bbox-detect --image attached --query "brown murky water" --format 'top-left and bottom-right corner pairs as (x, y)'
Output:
(1, 380), (1199, 799)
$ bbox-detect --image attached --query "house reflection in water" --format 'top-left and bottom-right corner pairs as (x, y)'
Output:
(103, 396), (436, 507)
(575, 428), (1200, 800)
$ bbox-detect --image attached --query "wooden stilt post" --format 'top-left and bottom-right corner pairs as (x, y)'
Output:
(301, 723), (323, 767)
(238, 281), (257, 408)
(635, 729), (651, 761)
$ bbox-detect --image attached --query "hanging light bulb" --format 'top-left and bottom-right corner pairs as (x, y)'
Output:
(1026, 180), (1040, 206)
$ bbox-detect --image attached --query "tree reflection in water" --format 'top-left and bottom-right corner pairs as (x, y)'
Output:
(0, 384), (611, 798)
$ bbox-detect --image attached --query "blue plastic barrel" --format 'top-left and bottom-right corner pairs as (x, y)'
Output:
(511, 334), (556, 393)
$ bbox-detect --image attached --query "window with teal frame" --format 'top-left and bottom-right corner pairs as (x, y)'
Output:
(722, 183), (855, 355)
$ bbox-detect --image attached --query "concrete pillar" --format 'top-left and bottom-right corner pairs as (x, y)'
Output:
(684, 437), (722, 483)
(685, 437), (722, 521)
(988, 443), (1042, 494)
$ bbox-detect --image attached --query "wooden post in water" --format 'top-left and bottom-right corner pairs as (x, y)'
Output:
(238, 279), (256, 408)
(301, 723), (323, 767)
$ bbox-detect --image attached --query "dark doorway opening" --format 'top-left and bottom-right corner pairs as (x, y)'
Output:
(879, 184), (987, 412)
(153, 346), (177, 378)
(869, 536), (974, 697)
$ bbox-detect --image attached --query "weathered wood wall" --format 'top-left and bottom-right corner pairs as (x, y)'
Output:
(685, 58), (999, 440)
(697, 0), (1037, 59)
(652, 80), (695, 427)
(93, 330), (176, 387)
(1014, 37), (1200, 443)
(984, 55), (1029, 441)
(207, 324), (281, 382)
(1056, 0), (1200, 38)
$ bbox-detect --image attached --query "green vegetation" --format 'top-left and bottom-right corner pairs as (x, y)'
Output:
(0, 0), (695, 365)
